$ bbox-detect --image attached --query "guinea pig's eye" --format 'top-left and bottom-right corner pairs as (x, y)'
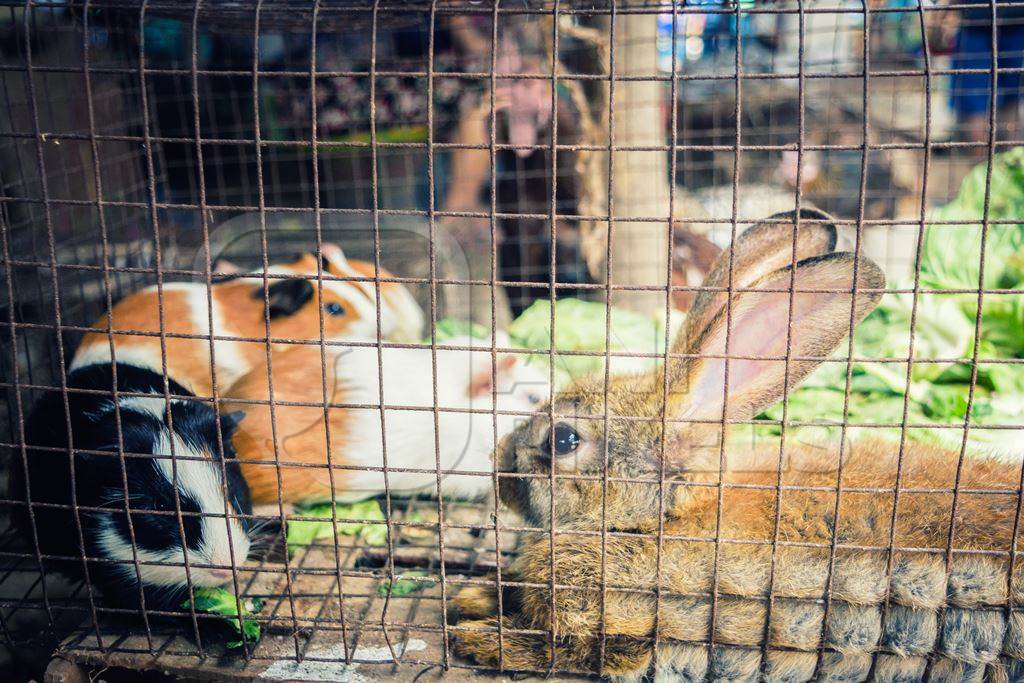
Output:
(324, 301), (345, 317)
(527, 393), (542, 406)
(543, 422), (581, 457)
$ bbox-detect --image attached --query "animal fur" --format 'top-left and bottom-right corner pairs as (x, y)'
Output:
(71, 246), (422, 397)
(223, 338), (548, 505)
(451, 210), (1024, 680)
(455, 441), (1024, 678)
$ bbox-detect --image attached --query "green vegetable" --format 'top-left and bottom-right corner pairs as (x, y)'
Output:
(286, 499), (387, 556)
(755, 148), (1024, 452)
(921, 147), (1024, 293)
(431, 318), (489, 342)
(448, 153), (1024, 451)
(182, 587), (264, 649)
(377, 570), (436, 598)
(360, 520), (389, 547)
(507, 298), (674, 387)
(919, 147), (1024, 362)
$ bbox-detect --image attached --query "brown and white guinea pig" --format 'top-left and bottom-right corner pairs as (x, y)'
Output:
(70, 245), (424, 398)
(9, 362), (253, 611)
(317, 243), (425, 343)
(222, 334), (550, 507)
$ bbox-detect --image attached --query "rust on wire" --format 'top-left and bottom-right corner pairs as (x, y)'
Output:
(0, 1), (1019, 680)
(22, 0), (110, 652)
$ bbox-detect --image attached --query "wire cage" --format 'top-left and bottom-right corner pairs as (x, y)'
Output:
(0, 1), (1023, 681)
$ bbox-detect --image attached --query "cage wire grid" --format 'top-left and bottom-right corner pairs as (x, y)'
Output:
(0, 0), (1021, 681)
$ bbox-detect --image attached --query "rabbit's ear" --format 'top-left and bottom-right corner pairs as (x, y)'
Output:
(668, 252), (885, 423)
(681, 208), (838, 354)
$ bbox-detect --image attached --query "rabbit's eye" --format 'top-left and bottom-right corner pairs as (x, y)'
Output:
(324, 301), (346, 316)
(544, 423), (581, 457)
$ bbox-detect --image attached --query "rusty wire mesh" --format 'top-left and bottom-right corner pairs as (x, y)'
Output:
(0, 1), (1022, 681)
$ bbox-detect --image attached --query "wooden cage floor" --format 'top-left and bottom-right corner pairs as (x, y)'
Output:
(19, 497), (577, 681)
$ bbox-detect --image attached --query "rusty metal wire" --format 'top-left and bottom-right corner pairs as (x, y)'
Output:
(0, 1), (1021, 680)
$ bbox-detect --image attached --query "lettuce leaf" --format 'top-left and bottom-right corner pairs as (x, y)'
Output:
(507, 298), (671, 387)
(377, 570), (436, 598)
(759, 149), (1024, 452)
(182, 587), (264, 649)
(286, 499), (387, 556)
(431, 318), (489, 342)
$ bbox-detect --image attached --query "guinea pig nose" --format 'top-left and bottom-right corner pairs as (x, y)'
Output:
(208, 567), (233, 580)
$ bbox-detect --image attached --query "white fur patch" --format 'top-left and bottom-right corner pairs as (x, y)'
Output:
(120, 395), (175, 421)
(84, 395), (177, 424)
(184, 280), (249, 387)
(153, 430), (251, 572)
(70, 344), (166, 375)
(321, 341), (549, 502)
(381, 283), (425, 342)
(92, 404), (250, 588)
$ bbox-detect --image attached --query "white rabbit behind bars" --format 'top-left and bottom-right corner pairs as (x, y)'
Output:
(224, 334), (550, 505)
(453, 209), (1024, 682)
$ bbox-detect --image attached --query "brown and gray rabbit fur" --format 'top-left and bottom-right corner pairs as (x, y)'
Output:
(453, 209), (1024, 682)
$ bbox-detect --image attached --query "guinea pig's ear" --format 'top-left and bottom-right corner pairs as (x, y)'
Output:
(260, 278), (314, 318)
(318, 242), (349, 272)
(213, 258), (242, 275)
(219, 410), (247, 439)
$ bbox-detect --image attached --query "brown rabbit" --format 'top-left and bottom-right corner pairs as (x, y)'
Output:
(453, 210), (1024, 681)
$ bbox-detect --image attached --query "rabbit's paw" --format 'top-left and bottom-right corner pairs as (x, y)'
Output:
(452, 616), (555, 671)
(451, 582), (499, 621)
(453, 618), (654, 678)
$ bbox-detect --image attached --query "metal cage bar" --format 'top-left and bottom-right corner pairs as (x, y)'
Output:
(0, 1), (1021, 681)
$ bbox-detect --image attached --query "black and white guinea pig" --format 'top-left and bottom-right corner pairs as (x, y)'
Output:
(9, 362), (253, 610)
